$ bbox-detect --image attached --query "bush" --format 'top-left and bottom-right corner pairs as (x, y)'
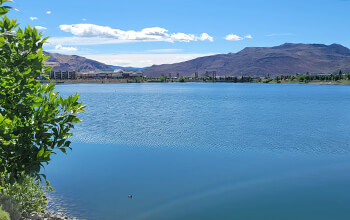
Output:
(159, 75), (168, 82)
(0, 206), (10, 220)
(0, 175), (52, 217)
(0, 195), (21, 220)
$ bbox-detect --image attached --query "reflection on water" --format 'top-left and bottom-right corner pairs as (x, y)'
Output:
(44, 83), (350, 220)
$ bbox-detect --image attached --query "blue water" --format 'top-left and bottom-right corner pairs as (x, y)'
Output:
(45, 83), (350, 220)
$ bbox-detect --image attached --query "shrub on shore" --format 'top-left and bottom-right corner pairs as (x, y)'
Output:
(0, 195), (21, 220)
(0, 206), (10, 220)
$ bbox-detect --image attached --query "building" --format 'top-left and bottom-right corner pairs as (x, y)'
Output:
(114, 69), (143, 78)
(50, 71), (76, 80)
(74, 69), (143, 79)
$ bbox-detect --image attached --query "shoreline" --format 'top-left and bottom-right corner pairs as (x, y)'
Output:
(23, 210), (71, 220)
(40, 79), (350, 86)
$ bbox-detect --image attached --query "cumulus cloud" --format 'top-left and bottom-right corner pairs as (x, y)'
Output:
(170, 33), (196, 42)
(46, 11), (51, 15)
(225, 34), (252, 41)
(57, 24), (213, 44)
(29, 17), (38, 21)
(34, 26), (47, 30)
(225, 34), (243, 41)
(199, 33), (214, 42)
(54, 44), (78, 52)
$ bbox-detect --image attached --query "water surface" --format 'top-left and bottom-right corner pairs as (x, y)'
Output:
(45, 83), (350, 219)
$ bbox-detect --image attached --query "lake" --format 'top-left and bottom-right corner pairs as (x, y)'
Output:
(45, 83), (350, 220)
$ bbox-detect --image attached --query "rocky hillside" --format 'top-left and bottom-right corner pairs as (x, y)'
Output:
(142, 43), (350, 77)
(43, 51), (112, 72)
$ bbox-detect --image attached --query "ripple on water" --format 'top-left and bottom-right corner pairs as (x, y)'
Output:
(47, 83), (350, 220)
(54, 83), (350, 155)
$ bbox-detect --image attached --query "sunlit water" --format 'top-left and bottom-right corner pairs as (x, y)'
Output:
(44, 83), (350, 220)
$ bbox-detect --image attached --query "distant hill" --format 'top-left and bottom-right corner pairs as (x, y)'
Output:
(43, 51), (112, 72)
(142, 43), (350, 77)
(43, 52), (143, 72)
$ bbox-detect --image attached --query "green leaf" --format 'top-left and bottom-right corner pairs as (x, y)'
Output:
(37, 148), (44, 158)
(58, 148), (66, 154)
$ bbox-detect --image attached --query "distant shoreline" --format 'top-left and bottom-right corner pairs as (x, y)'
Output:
(40, 79), (350, 85)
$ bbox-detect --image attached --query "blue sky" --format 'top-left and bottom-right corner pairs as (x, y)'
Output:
(6, 0), (350, 67)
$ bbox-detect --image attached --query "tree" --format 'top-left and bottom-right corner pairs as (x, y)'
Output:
(159, 75), (168, 82)
(0, 1), (85, 185)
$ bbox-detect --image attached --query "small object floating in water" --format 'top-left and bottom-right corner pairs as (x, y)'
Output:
(128, 195), (133, 199)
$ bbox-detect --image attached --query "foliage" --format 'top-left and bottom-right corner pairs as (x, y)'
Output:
(179, 77), (185, 82)
(0, 194), (21, 220)
(0, 206), (10, 220)
(0, 175), (52, 216)
(159, 75), (168, 82)
(263, 78), (273, 83)
(0, 1), (85, 184)
(0, 0), (85, 216)
(135, 76), (143, 83)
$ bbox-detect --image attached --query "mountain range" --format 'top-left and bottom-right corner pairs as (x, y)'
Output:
(143, 43), (350, 77)
(44, 43), (350, 76)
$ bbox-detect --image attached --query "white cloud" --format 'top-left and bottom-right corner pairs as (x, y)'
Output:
(245, 34), (253, 39)
(199, 33), (214, 42)
(57, 24), (213, 44)
(170, 33), (196, 42)
(29, 17), (38, 21)
(83, 53), (215, 68)
(82, 18), (87, 21)
(46, 11), (52, 15)
(52, 44), (78, 53)
(225, 34), (243, 41)
(35, 26), (47, 30)
(146, 49), (183, 53)
(225, 34), (252, 41)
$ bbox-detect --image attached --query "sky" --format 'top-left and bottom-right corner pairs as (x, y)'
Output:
(6, 0), (350, 67)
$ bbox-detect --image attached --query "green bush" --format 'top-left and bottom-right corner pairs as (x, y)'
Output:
(0, 206), (10, 220)
(0, 195), (21, 220)
(0, 174), (52, 217)
(159, 75), (168, 82)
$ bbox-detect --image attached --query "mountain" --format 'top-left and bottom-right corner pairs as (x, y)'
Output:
(142, 43), (350, 77)
(43, 52), (143, 72)
(43, 51), (113, 72)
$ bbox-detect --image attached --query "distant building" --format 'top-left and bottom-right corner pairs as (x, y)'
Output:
(195, 72), (199, 79)
(75, 69), (143, 79)
(316, 73), (332, 76)
(115, 70), (143, 78)
(50, 71), (76, 80)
